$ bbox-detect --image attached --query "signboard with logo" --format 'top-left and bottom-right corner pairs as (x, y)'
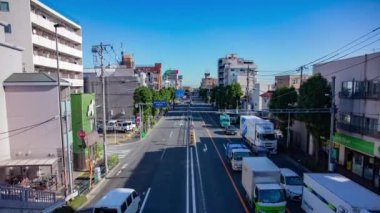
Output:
(152, 100), (167, 108)
(175, 89), (185, 98)
(333, 132), (374, 156)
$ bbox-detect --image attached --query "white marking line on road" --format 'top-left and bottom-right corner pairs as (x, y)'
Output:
(194, 133), (207, 213)
(160, 148), (167, 160)
(121, 164), (128, 170)
(186, 126), (190, 213)
(203, 144), (208, 152)
(169, 130), (173, 138)
(116, 170), (122, 176)
(140, 187), (151, 213)
(190, 148), (196, 213)
(223, 143), (226, 150)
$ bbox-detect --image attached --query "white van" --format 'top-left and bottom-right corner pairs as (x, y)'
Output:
(93, 188), (141, 213)
(280, 168), (303, 201)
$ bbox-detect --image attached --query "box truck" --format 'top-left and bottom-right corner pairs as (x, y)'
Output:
(240, 115), (277, 154)
(302, 173), (380, 213)
(219, 114), (230, 128)
(242, 157), (286, 212)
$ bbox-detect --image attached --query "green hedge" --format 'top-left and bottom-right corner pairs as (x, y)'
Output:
(108, 153), (119, 169)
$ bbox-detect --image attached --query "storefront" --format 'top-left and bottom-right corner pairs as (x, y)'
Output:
(334, 132), (380, 193)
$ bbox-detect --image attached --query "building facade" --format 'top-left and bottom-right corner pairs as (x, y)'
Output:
(217, 54), (256, 91)
(0, 0), (83, 92)
(2, 73), (73, 186)
(84, 69), (140, 122)
(0, 21), (23, 161)
(274, 75), (310, 90)
(314, 52), (380, 193)
(200, 72), (217, 89)
(135, 63), (162, 90)
(163, 69), (179, 88)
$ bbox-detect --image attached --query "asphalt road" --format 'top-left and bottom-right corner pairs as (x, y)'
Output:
(79, 99), (306, 213)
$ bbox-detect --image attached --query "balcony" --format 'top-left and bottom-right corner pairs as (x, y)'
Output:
(30, 12), (82, 44)
(337, 122), (380, 139)
(339, 91), (380, 100)
(62, 78), (83, 87)
(33, 55), (83, 72)
(32, 34), (82, 58)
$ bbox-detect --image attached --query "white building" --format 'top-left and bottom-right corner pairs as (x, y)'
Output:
(314, 52), (380, 192)
(250, 83), (274, 111)
(0, 0), (83, 93)
(0, 21), (24, 161)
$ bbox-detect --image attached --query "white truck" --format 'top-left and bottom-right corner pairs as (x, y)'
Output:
(225, 143), (251, 171)
(242, 157), (286, 213)
(240, 115), (278, 154)
(302, 173), (380, 213)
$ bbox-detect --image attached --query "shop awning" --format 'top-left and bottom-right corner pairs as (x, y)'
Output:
(0, 158), (58, 167)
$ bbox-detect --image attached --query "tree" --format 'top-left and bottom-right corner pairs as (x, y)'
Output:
(228, 83), (243, 109)
(133, 86), (153, 124)
(269, 87), (298, 133)
(298, 74), (331, 162)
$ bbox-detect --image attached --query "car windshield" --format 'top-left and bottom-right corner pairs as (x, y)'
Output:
(259, 133), (275, 140)
(94, 208), (118, 213)
(259, 189), (286, 203)
(285, 176), (303, 185)
(233, 152), (250, 160)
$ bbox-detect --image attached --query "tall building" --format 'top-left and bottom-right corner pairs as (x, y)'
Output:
(163, 69), (179, 88)
(314, 52), (380, 193)
(217, 53), (257, 91)
(200, 72), (217, 89)
(0, 21), (23, 161)
(274, 75), (310, 90)
(135, 63), (162, 90)
(0, 0), (83, 93)
(120, 53), (134, 69)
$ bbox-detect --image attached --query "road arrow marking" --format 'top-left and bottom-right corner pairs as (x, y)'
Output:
(203, 144), (208, 152)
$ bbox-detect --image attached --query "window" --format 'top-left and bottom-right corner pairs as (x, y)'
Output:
(280, 175), (285, 184)
(132, 191), (138, 199)
(4, 24), (11, 33)
(120, 202), (127, 212)
(126, 195), (132, 206)
(0, 1), (9, 12)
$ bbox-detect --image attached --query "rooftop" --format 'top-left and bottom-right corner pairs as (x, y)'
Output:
(94, 188), (135, 208)
(3, 73), (70, 86)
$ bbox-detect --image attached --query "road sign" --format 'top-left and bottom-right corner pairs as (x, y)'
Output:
(152, 100), (167, 108)
(175, 89), (185, 98)
(77, 130), (86, 139)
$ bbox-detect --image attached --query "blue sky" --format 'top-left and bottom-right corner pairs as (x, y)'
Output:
(42, 0), (380, 87)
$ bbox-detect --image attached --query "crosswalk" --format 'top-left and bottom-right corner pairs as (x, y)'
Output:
(108, 148), (131, 159)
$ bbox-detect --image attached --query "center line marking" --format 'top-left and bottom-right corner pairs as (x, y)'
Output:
(170, 131), (173, 138)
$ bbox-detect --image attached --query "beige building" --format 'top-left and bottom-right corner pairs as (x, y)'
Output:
(314, 52), (380, 193)
(274, 75), (310, 89)
(0, 0), (83, 92)
(200, 72), (217, 89)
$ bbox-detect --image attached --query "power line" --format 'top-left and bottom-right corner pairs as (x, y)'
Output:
(0, 116), (58, 135)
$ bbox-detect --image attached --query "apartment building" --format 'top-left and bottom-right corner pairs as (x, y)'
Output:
(135, 63), (162, 90)
(314, 52), (380, 193)
(0, 21), (23, 162)
(274, 75), (310, 90)
(200, 72), (217, 89)
(0, 0), (83, 93)
(163, 69), (179, 88)
(217, 54), (256, 91)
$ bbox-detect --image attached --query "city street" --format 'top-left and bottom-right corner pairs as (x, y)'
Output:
(79, 99), (308, 213)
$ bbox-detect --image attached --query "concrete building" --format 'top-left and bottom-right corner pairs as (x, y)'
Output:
(314, 52), (380, 193)
(0, 0), (83, 92)
(178, 75), (183, 89)
(200, 72), (217, 89)
(217, 54), (256, 90)
(121, 53), (134, 69)
(274, 75), (310, 90)
(84, 68), (141, 122)
(1, 73), (72, 186)
(135, 63), (162, 90)
(250, 83), (274, 111)
(163, 69), (179, 88)
(0, 21), (23, 161)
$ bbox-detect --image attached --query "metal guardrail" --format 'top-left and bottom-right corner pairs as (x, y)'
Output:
(0, 186), (56, 203)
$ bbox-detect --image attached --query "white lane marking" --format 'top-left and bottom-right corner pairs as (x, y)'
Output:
(116, 170), (122, 176)
(191, 148), (196, 213)
(194, 136), (207, 213)
(160, 148), (167, 160)
(223, 144), (226, 150)
(121, 164), (128, 170)
(203, 144), (208, 152)
(169, 131), (173, 138)
(186, 127), (190, 213)
(140, 187), (151, 213)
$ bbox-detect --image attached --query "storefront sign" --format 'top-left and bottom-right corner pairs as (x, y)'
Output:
(334, 132), (374, 156)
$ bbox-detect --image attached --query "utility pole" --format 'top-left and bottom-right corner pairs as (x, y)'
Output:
(328, 76), (336, 172)
(246, 64), (250, 112)
(300, 66), (304, 85)
(92, 43), (112, 174)
(286, 112), (290, 149)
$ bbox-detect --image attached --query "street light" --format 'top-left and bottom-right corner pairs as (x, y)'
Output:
(54, 23), (73, 196)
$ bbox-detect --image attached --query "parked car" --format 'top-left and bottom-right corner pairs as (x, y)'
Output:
(93, 188), (141, 213)
(106, 120), (118, 132)
(116, 121), (136, 132)
(224, 125), (237, 135)
(280, 168), (303, 201)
